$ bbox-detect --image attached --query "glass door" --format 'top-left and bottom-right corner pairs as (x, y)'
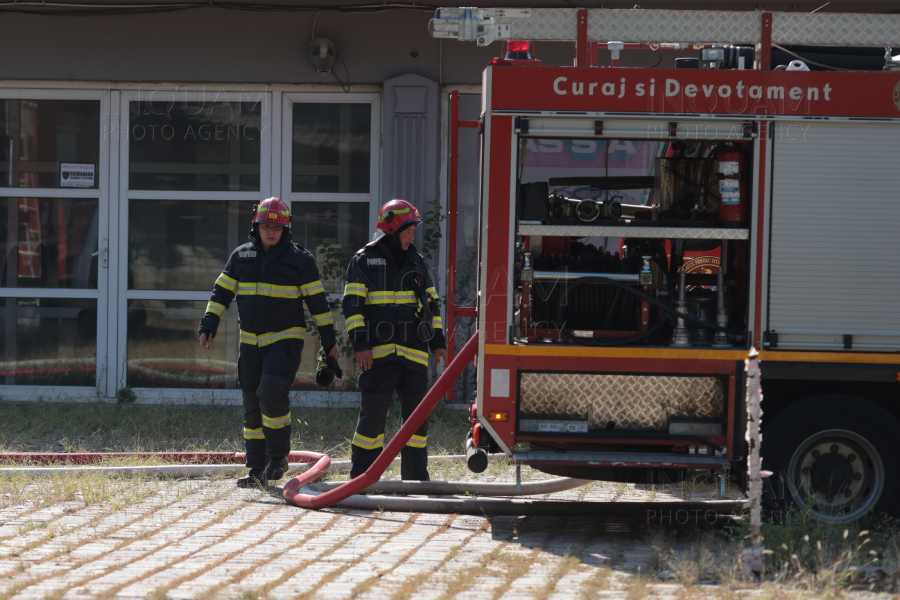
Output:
(115, 88), (272, 400)
(0, 91), (110, 398)
(282, 92), (381, 390)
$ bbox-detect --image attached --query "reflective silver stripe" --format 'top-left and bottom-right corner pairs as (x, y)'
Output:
(312, 312), (334, 327)
(406, 434), (427, 448)
(237, 282), (301, 298)
(301, 281), (326, 296)
(352, 432), (385, 449)
(240, 327), (305, 346)
(263, 412), (291, 430)
(346, 314), (366, 331)
(206, 301), (226, 317)
(394, 291), (417, 305)
(371, 344), (395, 359)
(365, 291), (394, 305)
(216, 273), (238, 292)
(396, 345), (429, 366)
(344, 283), (367, 297)
(243, 427), (264, 440)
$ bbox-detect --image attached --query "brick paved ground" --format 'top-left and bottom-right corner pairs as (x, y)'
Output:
(0, 470), (860, 600)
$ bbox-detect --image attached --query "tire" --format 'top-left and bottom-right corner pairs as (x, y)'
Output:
(762, 394), (900, 524)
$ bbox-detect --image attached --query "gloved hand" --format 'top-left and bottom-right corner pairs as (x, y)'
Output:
(315, 347), (343, 387)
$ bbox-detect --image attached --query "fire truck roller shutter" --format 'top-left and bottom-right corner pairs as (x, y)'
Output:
(767, 121), (900, 351)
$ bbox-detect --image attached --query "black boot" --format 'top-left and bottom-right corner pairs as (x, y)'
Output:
(237, 468), (267, 488)
(400, 446), (430, 481)
(350, 445), (381, 479)
(264, 457), (289, 482)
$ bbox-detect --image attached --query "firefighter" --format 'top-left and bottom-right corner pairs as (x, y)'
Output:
(342, 199), (447, 481)
(198, 197), (338, 488)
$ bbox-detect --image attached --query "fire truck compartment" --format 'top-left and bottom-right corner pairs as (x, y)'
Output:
(518, 372), (724, 433)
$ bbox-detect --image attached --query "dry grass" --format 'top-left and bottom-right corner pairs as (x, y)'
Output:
(0, 398), (470, 458)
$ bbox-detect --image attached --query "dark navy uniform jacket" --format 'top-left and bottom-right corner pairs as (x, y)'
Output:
(199, 228), (336, 353)
(342, 240), (445, 373)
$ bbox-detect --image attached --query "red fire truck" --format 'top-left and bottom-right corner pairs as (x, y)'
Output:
(433, 7), (900, 523)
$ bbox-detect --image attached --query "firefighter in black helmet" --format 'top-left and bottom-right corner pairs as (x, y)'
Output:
(199, 197), (339, 488)
(342, 199), (447, 481)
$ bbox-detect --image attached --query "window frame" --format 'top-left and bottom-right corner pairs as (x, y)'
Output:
(0, 88), (110, 396)
(282, 92), (382, 230)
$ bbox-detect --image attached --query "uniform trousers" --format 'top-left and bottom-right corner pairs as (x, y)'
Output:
(350, 360), (429, 480)
(239, 344), (302, 470)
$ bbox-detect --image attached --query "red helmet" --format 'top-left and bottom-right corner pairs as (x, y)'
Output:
(252, 197), (291, 228)
(376, 199), (422, 235)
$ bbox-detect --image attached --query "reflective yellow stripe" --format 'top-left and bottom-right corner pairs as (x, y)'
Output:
(406, 434), (427, 449)
(300, 281), (326, 296)
(426, 286), (439, 301)
(361, 290), (417, 305)
(262, 412), (291, 430)
(371, 344), (396, 359)
(346, 314), (366, 331)
(432, 315), (443, 330)
(394, 291), (417, 305)
(240, 327), (305, 347)
(396, 345), (429, 366)
(352, 432), (385, 450)
(243, 427), (264, 440)
(206, 301), (226, 317)
(365, 291), (395, 305)
(237, 282), (301, 298)
(344, 283), (367, 298)
(216, 273), (238, 293)
(312, 312), (334, 327)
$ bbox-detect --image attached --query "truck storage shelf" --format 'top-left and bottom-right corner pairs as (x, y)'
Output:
(515, 451), (730, 469)
(518, 223), (749, 240)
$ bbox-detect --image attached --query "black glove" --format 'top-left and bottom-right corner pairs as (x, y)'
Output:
(315, 347), (343, 387)
(199, 328), (215, 339)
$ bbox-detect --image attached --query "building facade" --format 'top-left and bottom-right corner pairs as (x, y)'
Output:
(3, 1), (889, 402)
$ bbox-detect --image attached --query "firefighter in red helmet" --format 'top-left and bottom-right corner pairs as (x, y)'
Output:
(199, 197), (339, 487)
(342, 199), (447, 480)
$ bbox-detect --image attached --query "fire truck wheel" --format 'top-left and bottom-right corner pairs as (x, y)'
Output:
(762, 394), (900, 524)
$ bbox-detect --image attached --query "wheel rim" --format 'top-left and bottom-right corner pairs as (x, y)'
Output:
(786, 428), (885, 524)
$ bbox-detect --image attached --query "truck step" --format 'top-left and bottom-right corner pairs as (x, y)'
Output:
(515, 451), (730, 470)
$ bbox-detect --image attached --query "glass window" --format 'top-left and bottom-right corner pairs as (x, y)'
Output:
(125, 301), (360, 390)
(0, 298), (96, 386)
(129, 101), (262, 191)
(0, 100), (101, 189)
(0, 198), (99, 289)
(128, 199), (256, 291)
(127, 300), (237, 389)
(520, 139), (659, 207)
(291, 202), (370, 293)
(292, 103), (371, 193)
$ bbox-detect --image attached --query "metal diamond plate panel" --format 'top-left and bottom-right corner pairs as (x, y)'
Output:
(518, 224), (749, 240)
(773, 13), (900, 47)
(519, 372), (724, 431)
(587, 10), (761, 44)
(504, 8), (577, 41)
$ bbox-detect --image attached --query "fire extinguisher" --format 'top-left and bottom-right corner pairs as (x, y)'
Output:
(717, 143), (749, 223)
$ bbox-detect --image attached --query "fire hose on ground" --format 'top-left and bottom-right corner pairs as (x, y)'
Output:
(0, 331), (741, 517)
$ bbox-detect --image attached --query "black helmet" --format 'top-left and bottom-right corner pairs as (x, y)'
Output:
(315, 347), (343, 387)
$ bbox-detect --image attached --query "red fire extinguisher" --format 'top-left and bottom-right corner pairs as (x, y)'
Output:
(717, 143), (749, 223)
